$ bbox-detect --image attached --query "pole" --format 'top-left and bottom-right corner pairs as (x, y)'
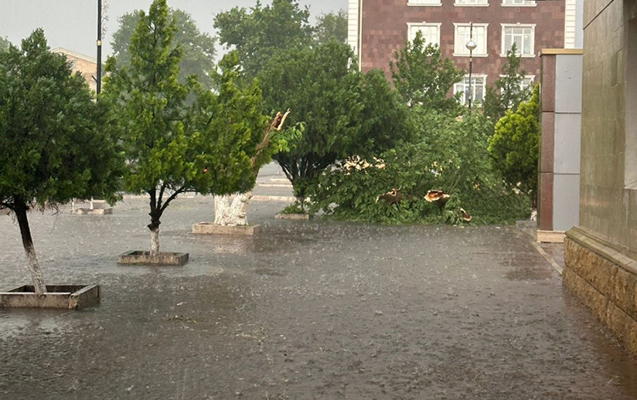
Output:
(97, 0), (102, 96)
(468, 22), (473, 109)
(468, 52), (473, 109)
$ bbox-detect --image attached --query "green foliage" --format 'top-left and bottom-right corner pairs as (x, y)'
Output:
(390, 31), (464, 111)
(309, 109), (531, 224)
(358, 69), (415, 158)
(0, 29), (123, 211)
(315, 10), (348, 44)
(488, 85), (540, 202)
(103, 0), (270, 234)
(261, 42), (364, 203)
(482, 43), (531, 122)
(0, 36), (10, 52)
(214, 0), (314, 79)
(261, 42), (411, 206)
(111, 7), (216, 89)
(279, 203), (306, 215)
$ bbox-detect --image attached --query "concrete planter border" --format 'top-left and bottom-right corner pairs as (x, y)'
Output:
(71, 208), (113, 215)
(192, 222), (261, 236)
(117, 251), (189, 266)
(0, 285), (100, 310)
(275, 213), (311, 220)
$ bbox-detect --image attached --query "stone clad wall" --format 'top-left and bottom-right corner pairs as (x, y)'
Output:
(564, 229), (637, 352)
(563, 0), (637, 352)
(577, 0), (637, 251)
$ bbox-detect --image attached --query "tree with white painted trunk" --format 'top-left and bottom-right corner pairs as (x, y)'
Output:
(0, 30), (123, 294)
(104, 0), (276, 255)
(212, 109), (296, 227)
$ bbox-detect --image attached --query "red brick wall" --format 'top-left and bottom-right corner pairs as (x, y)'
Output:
(360, 0), (565, 85)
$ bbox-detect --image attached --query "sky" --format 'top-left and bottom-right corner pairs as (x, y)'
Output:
(1, 0), (346, 58)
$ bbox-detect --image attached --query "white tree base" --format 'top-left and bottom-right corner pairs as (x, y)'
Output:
(213, 193), (252, 227)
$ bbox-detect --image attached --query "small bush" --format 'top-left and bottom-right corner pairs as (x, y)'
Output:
(279, 203), (307, 215)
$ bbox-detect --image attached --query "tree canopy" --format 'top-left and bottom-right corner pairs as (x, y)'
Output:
(488, 85), (540, 201)
(0, 36), (10, 52)
(260, 42), (362, 204)
(390, 31), (463, 111)
(0, 29), (123, 292)
(103, 0), (275, 254)
(315, 10), (348, 44)
(111, 7), (216, 88)
(214, 0), (314, 79)
(260, 42), (412, 208)
(482, 43), (531, 122)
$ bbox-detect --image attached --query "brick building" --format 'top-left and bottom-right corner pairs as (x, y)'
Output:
(348, 0), (574, 105)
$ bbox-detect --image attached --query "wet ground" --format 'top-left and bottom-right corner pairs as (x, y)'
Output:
(1, 172), (637, 399)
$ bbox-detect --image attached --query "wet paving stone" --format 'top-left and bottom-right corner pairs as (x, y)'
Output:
(0, 196), (636, 399)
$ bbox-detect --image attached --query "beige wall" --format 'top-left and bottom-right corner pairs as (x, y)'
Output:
(52, 49), (98, 93)
(579, 0), (637, 257)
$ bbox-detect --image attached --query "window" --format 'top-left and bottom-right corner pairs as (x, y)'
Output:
(454, 24), (488, 56)
(454, 75), (486, 105)
(499, 75), (536, 91)
(408, 0), (442, 5)
(502, 25), (535, 56)
(521, 76), (535, 91)
(455, 0), (488, 5)
(502, 0), (536, 6)
(408, 23), (441, 46)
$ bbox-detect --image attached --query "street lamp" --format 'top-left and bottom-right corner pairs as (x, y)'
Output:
(465, 24), (477, 109)
(96, 0), (102, 95)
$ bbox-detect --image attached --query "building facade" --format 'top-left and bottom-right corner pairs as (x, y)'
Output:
(562, 0), (637, 352)
(51, 47), (98, 93)
(348, 0), (568, 105)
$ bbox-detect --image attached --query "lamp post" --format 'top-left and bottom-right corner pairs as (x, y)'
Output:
(96, 0), (102, 95)
(465, 23), (477, 109)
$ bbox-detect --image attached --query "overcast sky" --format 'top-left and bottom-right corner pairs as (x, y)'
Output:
(1, 0), (346, 58)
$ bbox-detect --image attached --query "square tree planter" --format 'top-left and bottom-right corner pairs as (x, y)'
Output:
(275, 213), (311, 220)
(192, 222), (261, 236)
(71, 208), (113, 215)
(117, 251), (189, 266)
(0, 285), (100, 310)
(71, 199), (113, 215)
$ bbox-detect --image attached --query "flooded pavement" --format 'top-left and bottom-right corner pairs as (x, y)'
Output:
(0, 195), (636, 400)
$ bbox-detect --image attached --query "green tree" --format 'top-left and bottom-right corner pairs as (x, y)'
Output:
(357, 68), (414, 159)
(488, 85), (540, 203)
(482, 43), (531, 122)
(315, 10), (347, 44)
(261, 43), (412, 210)
(390, 31), (463, 111)
(0, 36), (10, 52)
(214, 0), (314, 79)
(260, 42), (363, 208)
(0, 30), (123, 293)
(103, 0), (266, 257)
(111, 8), (216, 88)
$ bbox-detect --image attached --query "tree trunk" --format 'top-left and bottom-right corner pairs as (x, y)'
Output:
(150, 226), (160, 257)
(213, 192), (253, 226)
(14, 203), (47, 294)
